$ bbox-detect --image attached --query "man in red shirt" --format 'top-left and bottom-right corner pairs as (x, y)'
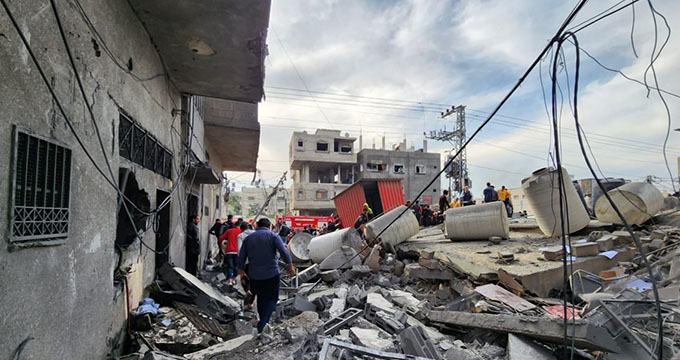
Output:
(219, 225), (241, 285)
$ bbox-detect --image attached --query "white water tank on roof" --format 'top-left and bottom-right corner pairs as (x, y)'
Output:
(594, 182), (663, 225)
(444, 202), (509, 240)
(288, 232), (313, 262)
(364, 205), (419, 251)
(307, 228), (362, 263)
(521, 167), (590, 237)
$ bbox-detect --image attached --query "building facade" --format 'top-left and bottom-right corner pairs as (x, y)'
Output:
(239, 186), (289, 216)
(0, 1), (270, 359)
(289, 129), (357, 215)
(356, 145), (441, 205)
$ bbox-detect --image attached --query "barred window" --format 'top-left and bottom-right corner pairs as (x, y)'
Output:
(119, 113), (172, 179)
(10, 128), (71, 244)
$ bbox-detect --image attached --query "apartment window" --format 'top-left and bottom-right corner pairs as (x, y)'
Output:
(215, 195), (220, 210)
(297, 140), (303, 147)
(10, 128), (72, 244)
(366, 162), (385, 172)
(340, 145), (352, 153)
(119, 113), (172, 179)
(415, 165), (426, 174)
(316, 142), (328, 152)
(297, 189), (304, 200)
(315, 189), (328, 200)
(393, 164), (404, 174)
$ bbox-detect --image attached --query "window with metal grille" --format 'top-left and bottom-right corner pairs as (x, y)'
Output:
(10, 128), (72, 244)
(118, 113), (172, 179)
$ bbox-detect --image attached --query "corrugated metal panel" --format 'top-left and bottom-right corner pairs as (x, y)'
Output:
(378, 180), (405, 213)
(334, 183), (366, 229)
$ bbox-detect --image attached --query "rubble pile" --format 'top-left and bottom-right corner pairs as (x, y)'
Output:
(118, 211), (680, 360)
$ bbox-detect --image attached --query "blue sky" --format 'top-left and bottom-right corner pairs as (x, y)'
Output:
(228, 0), (680, 198)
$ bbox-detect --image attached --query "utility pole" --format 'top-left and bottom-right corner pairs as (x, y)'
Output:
(425, 105), (468, 194)
(252, 171), (287, 222)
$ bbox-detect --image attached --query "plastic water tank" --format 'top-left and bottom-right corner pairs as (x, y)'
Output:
(364, 205), (419, 250)
(591, 178), (626, 210)
(521, 167), (590, 237)
(444, 202), (509, 240)
(307, 228), (362, 264)
(594, 182), (663, 225)
(288, 232), (313, 262)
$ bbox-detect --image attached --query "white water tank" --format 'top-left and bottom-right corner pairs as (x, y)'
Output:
(307, 228), (362, 264)
(288, 232), (313, 262)
(364, 205), (419, 250)
(444, 202), (509, 240)
(595, 182), (663, 225)
(521, 167), (590, 237)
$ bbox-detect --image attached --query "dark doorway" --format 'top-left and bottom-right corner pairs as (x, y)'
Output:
(186, 194), (199, 272)
(155, 189), (171, 270)
(362, 181), (384, 216)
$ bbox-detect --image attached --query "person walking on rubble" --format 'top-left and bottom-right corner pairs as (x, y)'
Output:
(238, 218), (295, 334)
(220, 223), (241, 285)
(186, 215), (201, 276)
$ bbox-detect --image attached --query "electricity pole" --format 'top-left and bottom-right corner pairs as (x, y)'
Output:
(252, 171), (287, 222)
(425, 105), (468, 194)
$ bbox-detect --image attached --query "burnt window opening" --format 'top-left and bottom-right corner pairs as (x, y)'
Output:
(340, 145), (352, 153)
(119, 113), (172, 179)
(9, 127), (72, 245)
(316, 142), (328, 152)
(297, 140), (303, 147)
(115, 168), (151, 248)
(366, 162), (385, 172)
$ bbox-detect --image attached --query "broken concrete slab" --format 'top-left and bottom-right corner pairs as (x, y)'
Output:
(350, 264), (372, 276)
(419, 258), (444, 270)
(319, 246), (362, 270)
(366, 293), (396, 314)
(474, 284), (536, 312)
(650, 229), (666, 240)
(143, 352), (186, 360)
(427, 311), (619, 353)
(420, 248), (435, 259)
(541, 246), (564, 261)
(405, 263), (453, 280)
(364, 245), (382, 273)
(572, 242), (599, 257)
(184, 335), (254, 359)
(507, 334), (556, 359)
(649, 238), (665, 251)
(349, 327), (395, 352)
(587, 231), (605, 242)
(293, 295), (317, 313)
(320, 269), (341, 282)
(389, 289), (421, 308)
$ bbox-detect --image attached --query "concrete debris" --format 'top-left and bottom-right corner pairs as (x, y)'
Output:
(123, 214), (680, 360)
(488, 236), (503, 245)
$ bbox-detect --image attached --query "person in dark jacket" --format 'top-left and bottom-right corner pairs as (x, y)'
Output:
(439, 190), (450, 212)
(354, 209), (369, 234)
(237, 218), (295, 333)
(461, 186), (474, 206)
(278, 223), (291, 240)
(483, 183), (497, 203)
(186, 215), (201, 276)
(209, 218), (224, 263)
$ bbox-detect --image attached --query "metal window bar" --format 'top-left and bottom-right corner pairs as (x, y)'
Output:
(10, 128), (71, 243)
(118, 113), (172, 179)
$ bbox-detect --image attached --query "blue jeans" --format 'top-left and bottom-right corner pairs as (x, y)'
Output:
(249, 274), (280, 333)
(224, 254), (237, 279)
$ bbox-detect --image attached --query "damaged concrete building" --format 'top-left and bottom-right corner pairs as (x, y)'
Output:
(0, 0), (271, 358)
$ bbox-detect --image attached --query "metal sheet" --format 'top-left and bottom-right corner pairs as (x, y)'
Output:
(333, 182), (366, 229)
(378, 180), (405, 213)
(474, 284), (536, 312)
(174, 302), (230, 338)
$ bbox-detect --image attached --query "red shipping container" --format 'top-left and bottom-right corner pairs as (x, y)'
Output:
(333, 179), (405, 229)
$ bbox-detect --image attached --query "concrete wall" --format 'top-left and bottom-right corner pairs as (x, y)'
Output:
(0, 1), (221, 358)
(357, 149), (441, 204)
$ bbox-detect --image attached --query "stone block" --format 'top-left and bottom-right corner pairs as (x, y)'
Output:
(350, 265), (372, 276)
(596, 237), (614, 252)
(420, 248), (435, 259)
(572, 243), (599, 257)
(587, 231), (605, 242)
(649, 239), (665, 251)
(293, 295), (317, 313)
(349, 327), (395, 352)
(364, 245), (382, 273)
(541, 246), (564, 261)
(393, 260), (405, 276)
(320, 269), (341, 282)
(404, 264), (453, 280)
(489, 236), (503, 244)
(347, 285), (362, 308)
(419, 258), (442, 270)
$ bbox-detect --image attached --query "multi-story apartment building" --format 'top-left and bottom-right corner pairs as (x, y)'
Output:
(239, 186), (289, 216)
(356, 141), (441, 205)
(289, 129), (357, 215)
